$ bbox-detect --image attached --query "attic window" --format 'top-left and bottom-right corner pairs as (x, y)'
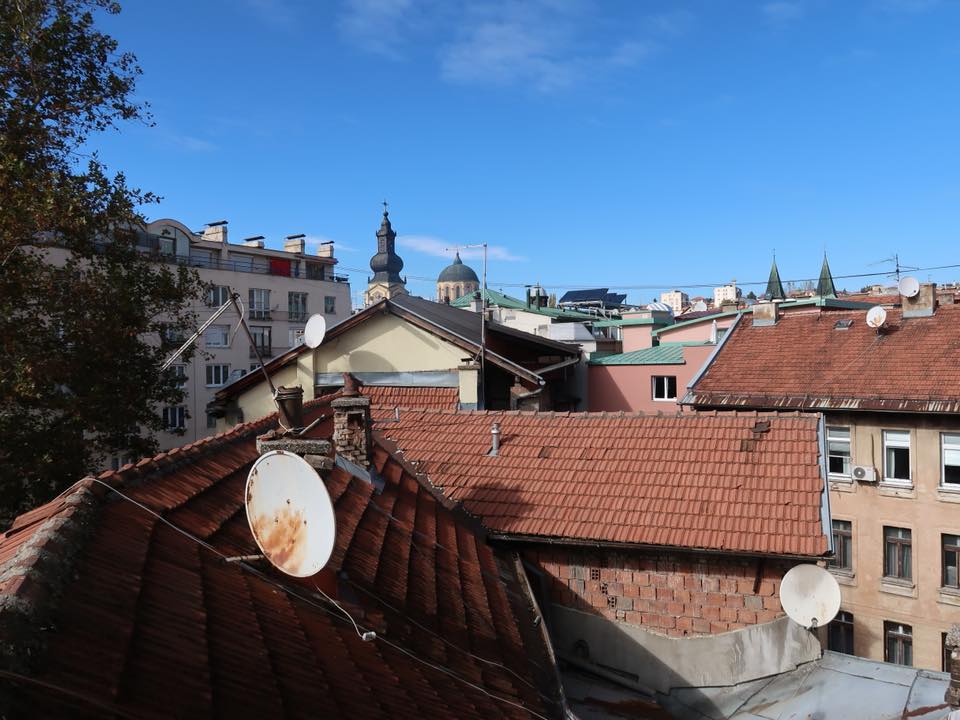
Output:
(834, 320), (854, 330)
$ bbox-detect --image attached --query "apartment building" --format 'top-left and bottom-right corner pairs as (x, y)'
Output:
(660, 289), (689, 315)
(713, 280), (739, 307)
(135, 218), (351, 457)
(685, 285), (960, 671)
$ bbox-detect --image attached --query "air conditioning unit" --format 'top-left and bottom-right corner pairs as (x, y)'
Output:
(852, 465), (877, 483)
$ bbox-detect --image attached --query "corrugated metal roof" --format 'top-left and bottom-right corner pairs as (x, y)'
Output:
(588, 344), (688, 365)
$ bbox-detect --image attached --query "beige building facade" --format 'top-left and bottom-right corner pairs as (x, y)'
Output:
(823, 411), (960, 671)
(137, 218), (352, 461)
(660, 289), (689, 315)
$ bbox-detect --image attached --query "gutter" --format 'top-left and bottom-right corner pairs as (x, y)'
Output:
(536, 356), (581, 375)
(487, 531), (828, 562)
(680, 311), (742, 405)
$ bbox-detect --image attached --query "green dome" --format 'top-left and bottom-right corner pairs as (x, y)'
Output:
(438, 252), (479, 283)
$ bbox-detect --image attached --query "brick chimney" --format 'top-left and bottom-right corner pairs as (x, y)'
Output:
(945, 624), (960, 708)
(331, 373), (372, 466)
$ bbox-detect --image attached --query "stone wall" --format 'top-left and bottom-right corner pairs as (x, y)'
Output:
(525, 546), (791, 637)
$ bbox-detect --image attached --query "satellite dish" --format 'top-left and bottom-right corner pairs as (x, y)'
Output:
(898, 276), (920, 298)
(303, 314), (327, 349)
(780, 564), (841, 629)
(866, 305), (887, 329)
(245, 450), (336, 577)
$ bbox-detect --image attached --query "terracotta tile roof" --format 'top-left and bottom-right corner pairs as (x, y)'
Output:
(687, 304), (960, 413)
(377, 410), (827, 557)
(349, 384), (459, 411)
(0, 402), (562, 718)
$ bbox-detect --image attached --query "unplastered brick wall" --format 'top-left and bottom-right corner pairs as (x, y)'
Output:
(526, 547), (791, 637)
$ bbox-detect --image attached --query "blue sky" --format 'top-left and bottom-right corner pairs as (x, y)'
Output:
(93, 0), (960, 306)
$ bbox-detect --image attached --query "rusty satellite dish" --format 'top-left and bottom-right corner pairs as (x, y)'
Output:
(303, 314), (327, 349)
(866, 305), (887, 329)
(245, 450), (336, 577)
(780, 564), (841, 629)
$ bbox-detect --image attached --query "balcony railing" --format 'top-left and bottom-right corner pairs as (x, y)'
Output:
(147, 251), (350, 283)
(250, 344), (272, 359)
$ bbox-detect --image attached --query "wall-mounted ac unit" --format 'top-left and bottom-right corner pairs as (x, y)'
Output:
(852, 465), (877, 483)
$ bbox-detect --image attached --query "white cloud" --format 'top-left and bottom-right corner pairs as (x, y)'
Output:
(397, 234), (525, 262)
(337, 0), (428, 58)
(167, 133), (217, 152)
(304, 234), (359, 254)
(607, 41), (654, 68)
(761, 1), (805, 22)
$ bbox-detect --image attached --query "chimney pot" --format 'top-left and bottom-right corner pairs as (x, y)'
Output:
(275, 385), (304, 429)
(490, 422), (501, 456)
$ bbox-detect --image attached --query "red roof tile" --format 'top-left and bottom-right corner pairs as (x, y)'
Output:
(344, 385), (459, 412)
(688, 305), (960, 412)
(0, 402), (561, 718)
(376, 410), (827, 557)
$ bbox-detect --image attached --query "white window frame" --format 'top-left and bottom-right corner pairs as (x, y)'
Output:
(163, 406), (186, 430)
(827, 426), (852, 479)
(289, 328), (305, 347)
(652, 375), (677, 402)
(172, 364), (188, 388)
(205, 364), (230, 387)
(883, 430), (912, 486)
(942, 433), (960, 488)
(288, 292), (308, 322)
(249, 288), (271, 319)
(207, 285), (229, 307)
(205, 324), (230, 348)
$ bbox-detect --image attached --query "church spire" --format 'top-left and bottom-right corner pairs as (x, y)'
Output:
(816, 254), (836, 297)
(369, 203), (404, 283)
(765, 257), (786, 300)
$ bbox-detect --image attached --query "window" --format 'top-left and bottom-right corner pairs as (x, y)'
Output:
(830, 520), (853, 572)
(288, 292), (308, 322)
(652, 376), (678, 401)
(324, 295), (336, 314)
(205, 324), (230, 348)
(884, 622), (913, 666)
(250, 363), (261, 373)
(249, 288), (271, 320)
(205, 364), (230, 387)
(884, 526), (912, 581)
(206, 412), (218, 429)
(172, 365), (187, 388)
(162, 406), (186, 430)
(827, 611), (854, 655)
(207, 285), (229, 307)
(827, 427), (852, 478)
(306, 262), (325, 280)
(883, 430), (911, 484)
(250, 326), (271, 358)
(289, 328), (305, 347)
(943, 534), (960, 589)
(942, 434), (960, 487)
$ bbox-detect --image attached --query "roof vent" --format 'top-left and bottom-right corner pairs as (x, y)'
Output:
(489, 422), (501, 457)
(834, 319), (854, 330)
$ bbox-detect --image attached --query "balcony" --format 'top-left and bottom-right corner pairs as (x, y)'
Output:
(250, 344), (272, 359)
(147, 250), (350, 283)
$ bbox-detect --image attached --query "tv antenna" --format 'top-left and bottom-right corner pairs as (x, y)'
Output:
(446, 242), (488, 409)
(244, 451), (336, 577)
(869, 253), (918, 284)
(780, 564), (841, 629)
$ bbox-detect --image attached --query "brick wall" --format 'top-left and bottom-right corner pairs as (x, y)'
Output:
(525, 547), (791, 637)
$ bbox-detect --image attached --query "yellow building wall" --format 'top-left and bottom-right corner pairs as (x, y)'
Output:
(826, 411), (960, 671)
(223, 313), (465, 427)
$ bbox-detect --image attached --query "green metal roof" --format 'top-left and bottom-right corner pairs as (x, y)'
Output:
(592, 316), (674, 328)
(588, 342), (707, 366)
(450, 288), (595, 320)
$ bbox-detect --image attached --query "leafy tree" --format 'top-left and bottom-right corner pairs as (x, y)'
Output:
(547, 293), (557, 308)
(746, 291), (757, 301)
(0, 0), (203, 525)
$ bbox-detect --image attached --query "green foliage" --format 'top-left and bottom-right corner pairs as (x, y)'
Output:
(0, 0), (203, 525)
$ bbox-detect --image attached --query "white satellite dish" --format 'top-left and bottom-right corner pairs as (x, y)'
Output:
(898, 276), (920, 298)
(866, 305), (887, 329)
(780, 564), (841, 629)
(245, 450), (336, 577)
(303, 314), (327, 349)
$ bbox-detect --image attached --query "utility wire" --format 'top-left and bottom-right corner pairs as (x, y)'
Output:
(75, 479), (552, 719)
